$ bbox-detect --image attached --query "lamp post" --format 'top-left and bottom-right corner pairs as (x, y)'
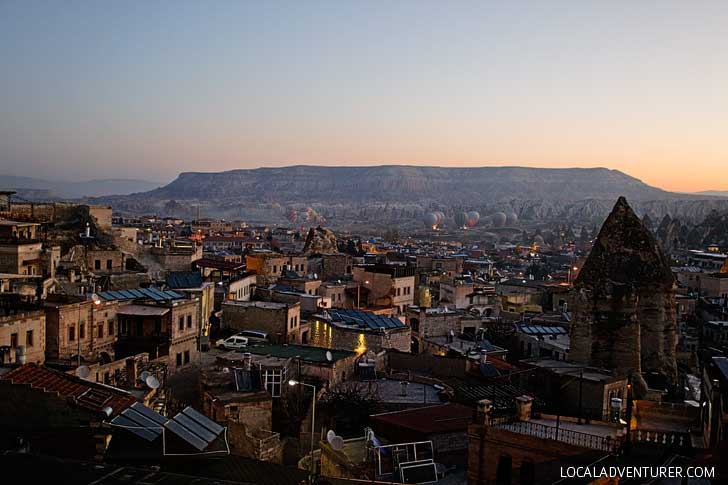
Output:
(357, 280), (369, 309)
(289, 379), (317, 480)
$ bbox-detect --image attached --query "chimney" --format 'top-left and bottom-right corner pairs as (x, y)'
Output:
(515, 395), (534, 421)
(243, 352), (252, 371)
(475, 399), (493, 425)
(15, 346), (26, 365)
(126, 358), (137, 385)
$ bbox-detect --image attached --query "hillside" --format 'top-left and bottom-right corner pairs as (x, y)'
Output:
(89, 165), (728, 225)
(0, 175), (164, 199)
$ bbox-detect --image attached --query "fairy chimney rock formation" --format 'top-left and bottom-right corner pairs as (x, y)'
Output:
(570, 197), (677, 394)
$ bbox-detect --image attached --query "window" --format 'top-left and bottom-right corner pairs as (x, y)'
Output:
(120, 320), (127, 335)
(178, 316), (184, 331)
(79, 323), (85, 339)
(26, 330), (33, 347)
(263, 369), (284, 397)
(106, 259), (112, 270)
(69, 326), (75, 341)
(184, 350), (190, 364)
(176, 353), (182, 366)
(187, 315), (192, 328)
(273, 265), (277, 273)
(95, 259), (101, 270)
(396, 288), (401, 296)
(107, 320), (114, 336)
(10, 333), (18, 348)
(97, 324), (103, 338)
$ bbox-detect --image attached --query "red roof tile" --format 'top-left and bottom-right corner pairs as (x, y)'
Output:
(0, 364), (137, 416)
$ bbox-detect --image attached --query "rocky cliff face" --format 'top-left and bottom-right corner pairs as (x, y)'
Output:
(302, 226), (338, 255)
(570, 197), (677, 395)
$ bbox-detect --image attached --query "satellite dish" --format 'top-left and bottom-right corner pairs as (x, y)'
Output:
(145, 375), (160, 389)
(326, 430), (336, 443)
(325, 351), (333, 362)
(75, 365), (90, 379)
(101, 406), (113, 417)
(139, 371), (151, 382)
(330, 436), (344, 451)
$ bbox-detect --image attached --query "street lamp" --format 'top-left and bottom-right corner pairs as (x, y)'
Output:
(289, 379), (317, 479)
(357, 280), (369, 309)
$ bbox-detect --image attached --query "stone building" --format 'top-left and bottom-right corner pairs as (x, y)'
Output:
(310, 309), (411, 354)
(45, 299), (128, 364)
(0, 310), (45, 364)
(115, 298), (200, 374)
(352, 264), (415, 314)
(320, 253), (353, 280)
(222, 300), (301, 344)
(570, 197), (678, 395)
(246, 252), (307, 286)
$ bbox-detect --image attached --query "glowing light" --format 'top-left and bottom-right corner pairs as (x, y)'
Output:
(354, 333), (367, 355)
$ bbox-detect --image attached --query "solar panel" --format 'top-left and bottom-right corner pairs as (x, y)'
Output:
(400, 462), (437, 484)
(164, 419), (208, 451)
(181, 406), (225, 435)
(173, 413), (218, 443)
(129, 401), (167, 426)
(128, 288), (145, 298)
(111, 415), (159, 442)
(121, 408), (165, 433)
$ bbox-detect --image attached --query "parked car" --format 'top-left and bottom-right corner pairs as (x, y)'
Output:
(217, 335), (249, 350)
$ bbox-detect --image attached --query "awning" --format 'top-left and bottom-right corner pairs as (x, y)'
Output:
(118, 305), (170, 317)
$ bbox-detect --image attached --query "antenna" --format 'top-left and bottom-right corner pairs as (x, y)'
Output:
(325, 350), (333, 362)
(75, 365), (90, 379)
(145, 375), (160, 389)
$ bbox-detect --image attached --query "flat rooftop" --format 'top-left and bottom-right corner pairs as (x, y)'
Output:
(223, 300), (295, 310)
(246, 343), (355, 364)
(372, 378), (441, 404)
(522, 358), (619, 383)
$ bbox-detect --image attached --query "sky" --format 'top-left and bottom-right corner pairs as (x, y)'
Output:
(1, 1), (727, 192)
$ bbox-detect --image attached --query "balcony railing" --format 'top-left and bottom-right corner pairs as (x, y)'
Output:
(494, 419), (619, 453)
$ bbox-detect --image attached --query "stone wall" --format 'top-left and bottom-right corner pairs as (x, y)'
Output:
(0, 310), (45, 364)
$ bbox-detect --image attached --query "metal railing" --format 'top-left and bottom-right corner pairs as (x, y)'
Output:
(494, 419), (619, 452)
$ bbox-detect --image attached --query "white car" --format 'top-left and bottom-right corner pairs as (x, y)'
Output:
(217, 335), (249, 350)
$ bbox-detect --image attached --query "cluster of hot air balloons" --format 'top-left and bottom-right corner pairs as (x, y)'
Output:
(423, 211), (446, 229)
(454, 211), (481, 229)
(423, 209), (518, 229)
(286, 207), (326, 225)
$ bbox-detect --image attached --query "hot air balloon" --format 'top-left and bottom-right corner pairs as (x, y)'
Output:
(466, 211), (480, 227)
(423, 212), (438, 228)
(454, 212), (468, 228)
(434, 211), (445, 227)
(491, 212), (507, 227)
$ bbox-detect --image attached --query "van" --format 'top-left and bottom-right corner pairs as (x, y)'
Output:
(217, 335), (249, 350)
(237, 330), (269, 343)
